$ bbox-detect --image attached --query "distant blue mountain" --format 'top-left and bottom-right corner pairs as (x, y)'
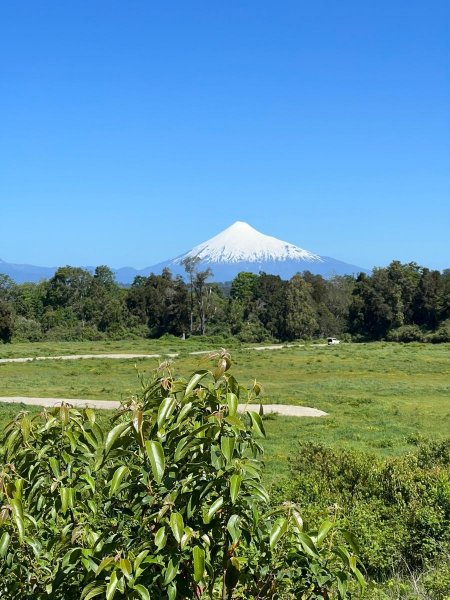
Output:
(0, 221), (368, 285)
(0, 258), (56, 284)
(145, 256), (366, 282)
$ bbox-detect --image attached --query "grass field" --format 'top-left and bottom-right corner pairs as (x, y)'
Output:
(1, 341), (449, 484)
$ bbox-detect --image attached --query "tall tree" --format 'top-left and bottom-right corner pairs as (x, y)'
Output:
(285, 275), (318, 340)
(0, 274), (16, 302)
(182, 256), (201, 335)
(86, 266), (124, 332)
(412, 268), (443, 329)
(45, 266), (93, 325)
(253, 274), (287, 340)
(182, 257), (214, 335)
(126, 269), (189, 337)
(193, 267), (213, 335)
(0, 300), (14, 343)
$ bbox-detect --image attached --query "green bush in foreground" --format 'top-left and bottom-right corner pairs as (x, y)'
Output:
(274, 442), (450, 598)
(0, 353), (363, 599)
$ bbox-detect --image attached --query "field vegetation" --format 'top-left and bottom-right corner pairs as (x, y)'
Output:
(1, 342), (449, 461)
(1, 342), (449, 597)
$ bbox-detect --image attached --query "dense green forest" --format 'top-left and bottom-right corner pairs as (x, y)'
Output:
(0, 261), (449, 344)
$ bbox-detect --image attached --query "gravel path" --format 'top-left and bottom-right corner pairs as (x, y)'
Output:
(0, 342), (327, 364)
(0, 396), (327, 417)
(0, 353), (177, 364)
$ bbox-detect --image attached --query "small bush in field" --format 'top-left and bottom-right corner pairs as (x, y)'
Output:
(387, 325), (424, 343)
(275, 442), (450, 580)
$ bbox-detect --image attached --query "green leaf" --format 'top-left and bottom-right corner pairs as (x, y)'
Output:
(246, 481), (269, 503)
(62, 405), (72, 425)
(0, 531), (11, 557)
(104, 422), (131, 457)
(145, 440), (165, 484)
(221, 437), (235, 463)
(316, 519), (333, 546)
(81, 584), (106, 600)
(292, 508), (303, 530)
(352, 565), (366, 589)
(81, 472), (96, 493)
(177, 401), (193, 423)
(62, 547), (82, 571)
(133, 585), (151, 600)
(164, 559), (178, 585)
(11, 498), (25, 542)
(226, 392), (238, 416)
(170, 512), (184, 544)
(49, 457), (60, 479)
(167, 582), (177, 600)
(106, 570), (119, 600)
(155, 526), (167, 550)
(96, 556), (114, 576)
(109, 466), (129, 497)
(337, 572), (348, 598)
(174, 437), (203, 462)
(248, 411), (265, 437)
(119, 558), (132, 580)
(297, 531), (319, 558)
(342, 530), (360, 554)
(224, 415), (245, 430)
(230, 474), (241, 504)
(85, 408), (96, 423)
(269, 517), (288, 550)
(205, 496), (224, 524)
(60, 487), (74, 514)
(184, 370), (208, 397)
(133, 550), (149, 572)
(193, 546), (205, 583)
(157, 396), (177, 430)
(226, 514), (241, 542)
(25, 535), (41, 558)
(65, 430), (78, 452)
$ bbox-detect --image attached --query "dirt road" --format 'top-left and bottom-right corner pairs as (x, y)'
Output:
(0, 396), (327, 417)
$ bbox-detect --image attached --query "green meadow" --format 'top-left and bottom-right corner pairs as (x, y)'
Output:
(1, 341), (449, 484)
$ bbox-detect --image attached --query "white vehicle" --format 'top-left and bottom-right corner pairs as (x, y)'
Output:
(327, 337), (340, 345)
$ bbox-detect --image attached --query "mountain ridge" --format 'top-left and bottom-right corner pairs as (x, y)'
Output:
(0, 222), (368, 283)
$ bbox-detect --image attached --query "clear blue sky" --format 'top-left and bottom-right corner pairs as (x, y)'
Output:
(1, 1), (449, 270)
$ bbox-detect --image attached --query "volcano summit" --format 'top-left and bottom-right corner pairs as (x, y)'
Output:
(142, 221), (367, 282)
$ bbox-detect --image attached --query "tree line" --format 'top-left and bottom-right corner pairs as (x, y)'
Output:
(0, 260), (449, 344)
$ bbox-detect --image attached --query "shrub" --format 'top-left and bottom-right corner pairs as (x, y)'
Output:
(386, 325), (424, 343)
(237, 319), (273, 343)
(0, 354), (363, 599)
(426, 319), (450, 343)
(44, 324), (105, 341)
(12, 316), (43, 342)
(274, 442), (450, 580)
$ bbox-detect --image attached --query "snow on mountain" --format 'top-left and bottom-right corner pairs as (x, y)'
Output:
(0, 222), (368, 284)
(145, 221), (367, 282)
(173, 221), (323, 264)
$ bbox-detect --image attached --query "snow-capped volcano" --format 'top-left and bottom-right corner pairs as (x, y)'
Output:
(0, 222), (368, 283)
(140, 221), (367, 282)
(175, 221), (323, 264)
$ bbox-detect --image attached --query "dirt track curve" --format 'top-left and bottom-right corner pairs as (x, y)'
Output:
(0, 397), (327, 418)
(0, 344), (330, 417)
